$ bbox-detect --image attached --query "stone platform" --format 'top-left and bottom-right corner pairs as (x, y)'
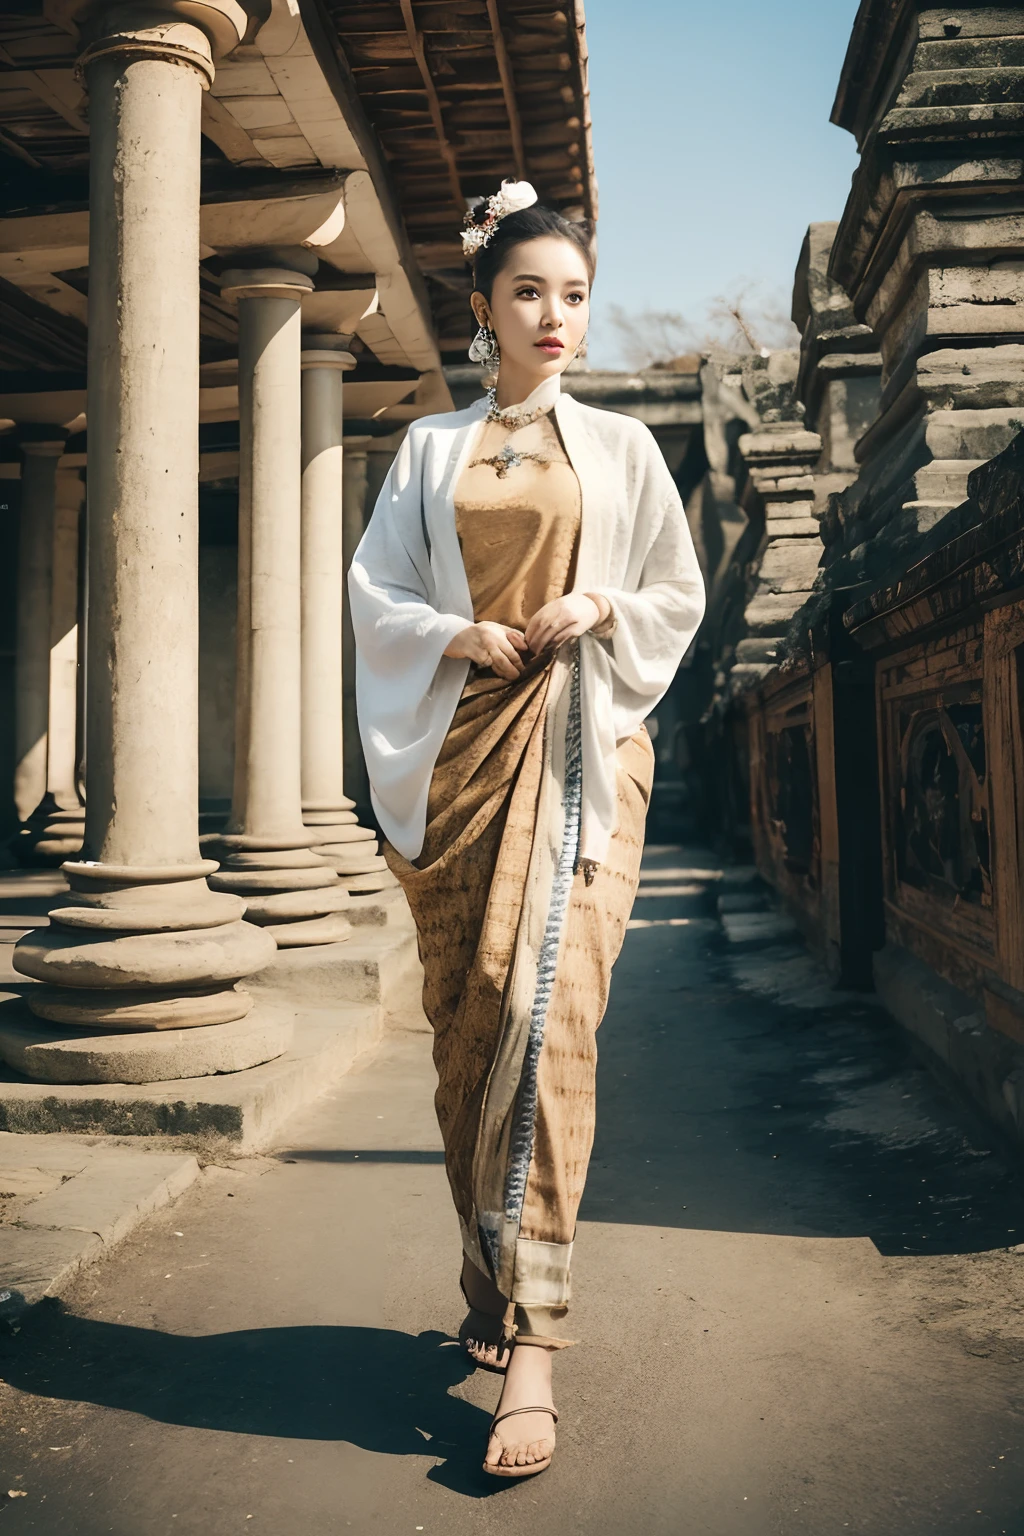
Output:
(0, 1002), (294, 1085)
(0, 1132), (201, 1325)
(0, 869), (424, 1148)
(0, 1003), (395, 1151)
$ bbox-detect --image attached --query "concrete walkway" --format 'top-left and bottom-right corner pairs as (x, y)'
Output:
(2, 847), (1024, 1533)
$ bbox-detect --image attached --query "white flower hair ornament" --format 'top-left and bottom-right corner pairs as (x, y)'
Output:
(461, 179), (539, 257)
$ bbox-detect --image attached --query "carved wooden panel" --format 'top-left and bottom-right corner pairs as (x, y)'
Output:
(754, 679), (821, 897)
(878, 620), (994, 986)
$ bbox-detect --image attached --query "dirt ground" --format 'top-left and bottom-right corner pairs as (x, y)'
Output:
(2, 846), (1024, 1534)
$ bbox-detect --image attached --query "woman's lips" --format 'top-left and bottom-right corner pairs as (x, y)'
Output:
(535, 338), (564, 353)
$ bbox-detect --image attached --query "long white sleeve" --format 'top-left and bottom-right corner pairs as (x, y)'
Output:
(348, 428), (472, 858)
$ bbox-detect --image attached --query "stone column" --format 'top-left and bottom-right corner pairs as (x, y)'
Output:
(16, 468), (87, 862)
(14, 5), (278, 1046)
(13, 431), (64, 833)
(210, 266), (350, 946)
(299, 336), (387, 890)
(341, 442), (370, 821)
(13, 450), (88, 863)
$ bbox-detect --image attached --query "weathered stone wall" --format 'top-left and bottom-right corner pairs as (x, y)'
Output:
(700, 0), (1024, 1132)
(846, 428), (1024, 1139)
(825, 1), (1024, 582)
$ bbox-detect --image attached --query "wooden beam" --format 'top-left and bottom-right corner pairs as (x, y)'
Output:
(397, 0), (465, 219)
(24, 71), (89, 135)
(200, 93), (268, 169)
(0, 126), (42, 171)
(485, 0), (526, 181)
(568, 0), (598, 224)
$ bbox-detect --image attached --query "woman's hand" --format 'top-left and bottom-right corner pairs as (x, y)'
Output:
(524, 592), (611, 655)
(444, 621), (528, 679)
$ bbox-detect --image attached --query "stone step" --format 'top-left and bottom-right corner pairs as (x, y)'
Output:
(346, 886), (415, 930)
(0, 1001), (294, 1085)
(244, 925), (423, 1023)
(0, 1002), (386, 1151)
(719, 910), (801, 948)
(0, 1134), (201, 1323)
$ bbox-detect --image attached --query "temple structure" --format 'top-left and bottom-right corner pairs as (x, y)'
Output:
(0, 0), (595, 1095)
(698, 0), (1024, 1144)
(9, 0), (1024, 1155)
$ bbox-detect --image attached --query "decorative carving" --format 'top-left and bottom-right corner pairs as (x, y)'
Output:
(759, 687), (819, 888)
(894, 695), (991, 909)
(767, 723), (817, 878)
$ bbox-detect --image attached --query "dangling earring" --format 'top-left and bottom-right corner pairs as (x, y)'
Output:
(575, 328), (589, 360)
(469, 323), (500, 366)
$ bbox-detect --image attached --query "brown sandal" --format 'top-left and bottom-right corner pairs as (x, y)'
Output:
(483, 1405), (558, 1479)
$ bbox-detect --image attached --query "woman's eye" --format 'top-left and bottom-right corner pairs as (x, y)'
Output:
(516, 287), (539, 299)
(566, 293), (585, 304)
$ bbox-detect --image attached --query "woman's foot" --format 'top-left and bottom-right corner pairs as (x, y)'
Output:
(483, 1343), (557, 1476)
(459, 1313), (510, 1371)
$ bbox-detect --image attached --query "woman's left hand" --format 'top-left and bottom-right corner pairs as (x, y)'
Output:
(524, 592), (609, 655)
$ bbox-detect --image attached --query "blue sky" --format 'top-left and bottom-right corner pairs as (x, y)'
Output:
(582, 0), (862, 365)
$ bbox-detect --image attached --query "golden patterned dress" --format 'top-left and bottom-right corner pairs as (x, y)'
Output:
(384, 407), (654, 1348)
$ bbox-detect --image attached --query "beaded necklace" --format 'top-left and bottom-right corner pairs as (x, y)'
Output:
(469, 387), (554, 478)
(483, 386), (550, 433)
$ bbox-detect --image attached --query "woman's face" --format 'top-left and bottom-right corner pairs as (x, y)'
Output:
(471, 235), (590, 382)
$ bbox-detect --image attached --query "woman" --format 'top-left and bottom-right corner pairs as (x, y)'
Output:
(349, 181), (705, 1478)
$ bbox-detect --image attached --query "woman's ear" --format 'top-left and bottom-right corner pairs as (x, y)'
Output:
(470, 291), (490, 329)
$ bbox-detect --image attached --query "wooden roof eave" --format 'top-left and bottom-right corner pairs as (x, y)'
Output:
(566, 0), (597, 224)
(484, 0), (527, 182)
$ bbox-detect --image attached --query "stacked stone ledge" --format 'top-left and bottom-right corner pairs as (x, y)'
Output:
(822, 0), (1024, 592)
(719, 351), (822, 693)
(733, 418), (823, 679)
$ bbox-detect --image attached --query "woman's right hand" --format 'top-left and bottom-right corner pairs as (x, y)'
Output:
(444, 621), (528, 679)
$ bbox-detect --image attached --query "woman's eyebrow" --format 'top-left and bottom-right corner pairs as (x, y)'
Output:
(511, 273), (587, 287)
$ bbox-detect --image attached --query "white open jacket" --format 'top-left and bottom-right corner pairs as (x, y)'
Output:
(348, 379), (707, 867)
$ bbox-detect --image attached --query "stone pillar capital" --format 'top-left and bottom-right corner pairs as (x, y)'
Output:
(220, 268), (316, 303)
(18, 426), (68, 458)
(300, 343), (357, 372)
(52, 2), (253, 78)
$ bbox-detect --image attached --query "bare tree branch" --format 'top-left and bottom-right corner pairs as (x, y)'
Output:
(602, 285), (799, 369)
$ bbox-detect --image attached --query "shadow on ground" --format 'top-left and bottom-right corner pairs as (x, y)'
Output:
(268, 850), (1024, 1260)
(0, 1311), (507, 1496)
(581, 847), (1024, 1258)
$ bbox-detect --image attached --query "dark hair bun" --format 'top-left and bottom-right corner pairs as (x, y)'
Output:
(472, 205), (595, 302)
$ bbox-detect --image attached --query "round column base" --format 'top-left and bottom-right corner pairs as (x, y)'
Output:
(14, 918), (276, 999)
(303, 810), (359, 845)
(318, 840), (391, 880)
(241, 886), (350, 924)
(265, 911), (353, 948)
(11, 859), (279, 1028)
(23, 980), (255, 1031)
(304, 821), (375, 847)
(0, 1002), (293, 1084)
(343, 868), (399, 893)
(209, 843), (348, 947)
(10, 805), (86, 867)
